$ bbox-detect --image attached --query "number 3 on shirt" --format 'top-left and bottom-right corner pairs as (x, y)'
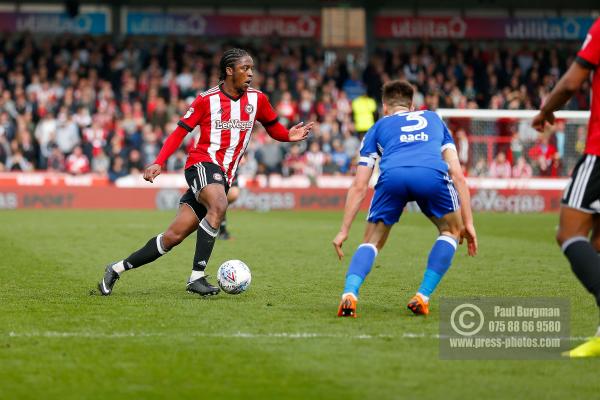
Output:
(400, 111), (428, 132)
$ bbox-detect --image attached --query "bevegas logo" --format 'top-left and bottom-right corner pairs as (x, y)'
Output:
(215, 120), (254, 130)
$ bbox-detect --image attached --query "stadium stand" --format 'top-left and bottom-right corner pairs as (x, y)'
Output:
(0, 34), (589, 179)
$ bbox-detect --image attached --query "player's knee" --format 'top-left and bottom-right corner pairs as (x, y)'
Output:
(227, 188), (240, 204)
(441, 227), (461, 240)
(591, 236), (600, 252)
(555, 223), (578, 246)
(163, 229), (187, 248)
(206, 202), (227, 225)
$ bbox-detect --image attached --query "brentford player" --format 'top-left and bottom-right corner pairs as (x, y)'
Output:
(98, 48), (313, 297)
(532, 18), (600, 357)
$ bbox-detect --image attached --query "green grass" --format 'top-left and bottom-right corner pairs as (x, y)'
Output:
(0, 210), (598, 399)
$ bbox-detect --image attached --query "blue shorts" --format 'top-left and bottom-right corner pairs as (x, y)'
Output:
(367, 167), (459, 225)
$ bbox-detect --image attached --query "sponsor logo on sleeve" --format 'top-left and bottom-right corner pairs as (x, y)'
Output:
(184, 107), (194, 119)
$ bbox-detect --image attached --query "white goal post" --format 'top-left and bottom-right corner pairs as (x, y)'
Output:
(436, 109), (590, 120)
(435, 108), (590, 181)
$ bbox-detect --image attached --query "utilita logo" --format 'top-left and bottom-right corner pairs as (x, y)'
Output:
(240, 16), (317, 38)
(504, 18), (581, 40)
(391, 17), (467, 39)
(215, 120), (254, 130)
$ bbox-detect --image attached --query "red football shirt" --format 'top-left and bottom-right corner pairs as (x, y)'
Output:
(155, 85), (279, 185)
(577, 18), (600, 155)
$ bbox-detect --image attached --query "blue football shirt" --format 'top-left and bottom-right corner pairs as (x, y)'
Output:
(359, 110), (456, 174)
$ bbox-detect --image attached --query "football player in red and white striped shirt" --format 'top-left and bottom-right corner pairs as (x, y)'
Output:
(99, 48), (313, 297)
(532, 18), (600, 357)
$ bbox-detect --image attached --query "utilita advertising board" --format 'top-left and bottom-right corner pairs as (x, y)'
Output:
(374, 16), (594, 40)
(0, 11), (109, 34)
(124, 12), (320, 38)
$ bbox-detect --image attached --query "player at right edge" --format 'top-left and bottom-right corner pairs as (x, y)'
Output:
(332, 80), (477, 318)
(532, 17), (600, 358)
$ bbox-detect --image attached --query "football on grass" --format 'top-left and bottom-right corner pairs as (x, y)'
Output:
(217, 260), (252, 294)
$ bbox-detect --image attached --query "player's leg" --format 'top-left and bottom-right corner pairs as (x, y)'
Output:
(98, 203), (198, 296)
(338, 222), (393, 317)
(406, 210), (461, 315)
(338, 176), (403, 317)
(343, 222), (391, 299)
(558, 206), (597, 298)
(557, 207), (600, 357)
(185, 163), (229, 296)
(589, 214), (600, 252)
(408, 169), (462, 315)
(553, 154), (600, 357)
(219, 184), (240, 240)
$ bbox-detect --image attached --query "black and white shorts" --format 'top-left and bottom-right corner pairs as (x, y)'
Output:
(562, 154), (600, 213)
(179, 162), (229, 221)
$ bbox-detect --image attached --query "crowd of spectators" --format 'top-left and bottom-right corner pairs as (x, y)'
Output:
(0, 33), (589, 181)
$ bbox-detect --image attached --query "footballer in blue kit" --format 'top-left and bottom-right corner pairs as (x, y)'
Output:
(332, 80), (478, 317)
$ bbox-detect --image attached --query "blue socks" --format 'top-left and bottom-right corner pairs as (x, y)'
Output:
(343, 243), (378, 298)
(342, 236), (456, 302)
(417, 235), (457, 300)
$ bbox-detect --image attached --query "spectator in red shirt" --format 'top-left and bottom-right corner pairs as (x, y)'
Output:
(65, 145), (90, 175)
(528, 134), (557, 176)
(282, 143), (307, 176)
(276, 91), (298, 125)
(512, 156), (533, 178)
(488, 151), (511, 178)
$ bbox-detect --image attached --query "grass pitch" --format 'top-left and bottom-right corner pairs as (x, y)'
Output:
(0, 209), (598, 399)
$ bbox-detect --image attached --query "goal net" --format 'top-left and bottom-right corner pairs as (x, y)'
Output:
(436, 109), (590, 178)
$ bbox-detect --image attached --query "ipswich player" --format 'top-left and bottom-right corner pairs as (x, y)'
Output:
(532, 17), (600, 357)
(332, 80), (478, 317)
(98, 48), (313, 297)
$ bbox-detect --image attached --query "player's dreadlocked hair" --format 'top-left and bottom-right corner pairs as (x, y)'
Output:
(219, 48), (250, 81)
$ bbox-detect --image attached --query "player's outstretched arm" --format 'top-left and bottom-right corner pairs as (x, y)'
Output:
(333, 165), (374, 260)
(143, 164), (162, 183)
(444, 148), (477, 256)
(532, 62), (590, 132)
(264, 120), (314, 142)
(258, 92), (314, 142)
(145, 125), (189, 183)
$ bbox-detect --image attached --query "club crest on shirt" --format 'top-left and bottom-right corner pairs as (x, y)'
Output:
(184, 107), (194, 119)
(245, 104), (254, 114)
(213, 173), (223, 182)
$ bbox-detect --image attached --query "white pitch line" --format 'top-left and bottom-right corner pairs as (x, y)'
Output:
(3, 331), (590, 341)
(3, 331), (428, 340)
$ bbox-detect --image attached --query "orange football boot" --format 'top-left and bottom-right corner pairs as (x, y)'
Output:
(337, 293), (358, 318)
(407, 294), (430, 315)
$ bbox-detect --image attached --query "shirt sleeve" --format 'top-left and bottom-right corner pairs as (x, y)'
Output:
(440, 119), (457, 153)
(177, 95), (205, 132)
(358, 123), (379, 168)
(577, 19), (600, 69)
(256, 92), (279, 127)
(153, 125), (189, 166)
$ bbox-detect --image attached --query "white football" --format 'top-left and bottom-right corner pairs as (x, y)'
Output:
(217, 260), (251, 295)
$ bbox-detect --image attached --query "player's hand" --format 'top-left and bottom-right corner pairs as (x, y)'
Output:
(459, 223), (478, 256)
(531, 110), (555, 132)
(143, 164), (162, 183)
(288, 121), (315, 142)
(332, 231), (348, 260)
